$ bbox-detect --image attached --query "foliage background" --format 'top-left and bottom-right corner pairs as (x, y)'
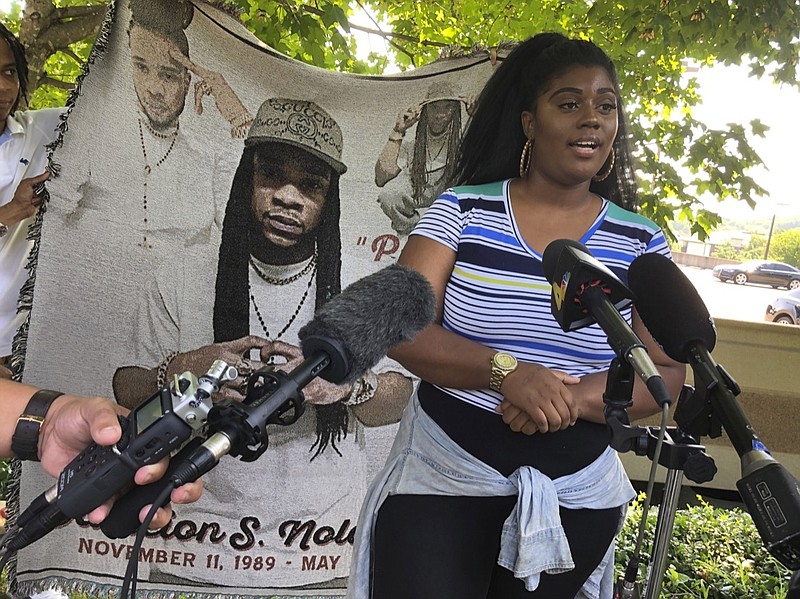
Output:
(615, 496), (793, 598)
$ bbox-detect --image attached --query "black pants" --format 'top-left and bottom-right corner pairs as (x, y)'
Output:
(371, 494), (621, 599)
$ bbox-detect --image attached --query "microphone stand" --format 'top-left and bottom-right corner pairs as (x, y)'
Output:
(609, 350), (800, 598)
(788, 570), (800, 599)
(604, 358), (716, 599)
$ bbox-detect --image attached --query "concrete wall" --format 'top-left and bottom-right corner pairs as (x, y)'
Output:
(672, 250), (739, 270)
(621, 318), (800, 491)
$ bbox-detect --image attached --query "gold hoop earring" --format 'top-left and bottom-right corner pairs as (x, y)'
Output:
(519, 138), (534, 178)
(593, 147), (615, 182)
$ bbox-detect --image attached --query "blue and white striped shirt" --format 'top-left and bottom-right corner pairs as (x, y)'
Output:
(411, 179), (670, 413)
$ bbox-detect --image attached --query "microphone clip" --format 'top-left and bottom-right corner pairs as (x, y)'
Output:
(206, 366), (305, 462)
(603, 357), (636, 452)
(673, 360), (741, 442)
(576, 279), (612, 307)
(604, 365), (717, 484)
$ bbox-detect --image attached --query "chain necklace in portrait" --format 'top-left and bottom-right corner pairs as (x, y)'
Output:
(138, 118), (179, 249)
(249, 248), (318, 340)
(425, 128), (449, 165)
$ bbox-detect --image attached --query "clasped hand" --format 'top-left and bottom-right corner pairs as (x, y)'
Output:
(166, 336), (352, 406)
(494, 362), (581, 435)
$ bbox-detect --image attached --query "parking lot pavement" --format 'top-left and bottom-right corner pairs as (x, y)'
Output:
(676, 265), (785, 324)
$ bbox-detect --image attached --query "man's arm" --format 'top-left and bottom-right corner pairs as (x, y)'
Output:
(349, 371), (413, 427)
(0, 379), (50, 456)
(0, 378), (203, 527)
(374, 107), (419, 187)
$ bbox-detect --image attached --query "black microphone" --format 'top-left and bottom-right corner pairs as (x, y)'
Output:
(196, 262), (437, 463)
(100, 263), (436, 539)
(542, 239), (672, 407)
(627, 252), (716, 362)
(628, 252), (754, 455)
(628, 252), (800, 570)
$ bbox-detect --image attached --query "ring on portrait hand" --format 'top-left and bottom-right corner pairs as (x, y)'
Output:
(199, 80), (211, 95)
(236, 359), (254, 376)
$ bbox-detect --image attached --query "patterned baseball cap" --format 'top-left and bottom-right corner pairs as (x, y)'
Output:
(422, 78), (462, 104)
(245, 98), (347, 175)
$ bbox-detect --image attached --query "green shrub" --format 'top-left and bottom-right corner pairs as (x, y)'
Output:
(616, 494), (792, 598)
(0, 458), (9, 500)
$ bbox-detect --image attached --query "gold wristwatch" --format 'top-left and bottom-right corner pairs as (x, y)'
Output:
(489, 352), (518, 392)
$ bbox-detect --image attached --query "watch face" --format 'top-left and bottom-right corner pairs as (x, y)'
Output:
(493, 353), (517, 369)
(0, 223), (7, 238)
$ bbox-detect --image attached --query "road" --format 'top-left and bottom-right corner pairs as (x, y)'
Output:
(677, 265), (785, 324)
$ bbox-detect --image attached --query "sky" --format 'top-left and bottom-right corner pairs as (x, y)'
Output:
(689, 64), (800, 222)
(3, 0), (798, 223)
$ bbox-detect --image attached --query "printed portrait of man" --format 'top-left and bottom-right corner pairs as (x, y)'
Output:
(111, 98), (413, 589)
(129, 13), (190, 134)
(129, 0), (252, 135)
(125, 0), (253, 250)
(374, 80), (471, 236)
(54, 0), (252, 257)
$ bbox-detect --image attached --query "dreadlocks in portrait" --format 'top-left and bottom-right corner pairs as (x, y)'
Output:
(110, 97), (414, 587)
(374, 80), (469, 236)
(213, 134), (347, 457)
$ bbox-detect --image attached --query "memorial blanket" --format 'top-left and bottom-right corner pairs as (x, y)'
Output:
(10, 0), (494, 597)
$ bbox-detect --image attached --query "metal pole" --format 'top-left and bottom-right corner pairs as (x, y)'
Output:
(644, 468), (685, 599)
(764, 212), (777, 260)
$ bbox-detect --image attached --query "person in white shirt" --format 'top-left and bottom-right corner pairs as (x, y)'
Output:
(0, 22), (64, 379)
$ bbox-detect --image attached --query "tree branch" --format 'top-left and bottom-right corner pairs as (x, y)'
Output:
(300, 4), (447, 47)
(54, 4), (109, 21)
(346, 7), (420, 65)
(41, 75), (75, 90)
(36, 8), (106, 53)
(61, 47), (83, 65)
(276, 0), (304, 29)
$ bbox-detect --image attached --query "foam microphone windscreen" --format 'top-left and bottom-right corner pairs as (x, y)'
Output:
(298, 263), (436, 383)
(627, 252), (716, 363)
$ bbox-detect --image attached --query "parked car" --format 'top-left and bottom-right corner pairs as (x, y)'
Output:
(712, 260), (800, 290)
(764, 288), (800, 325)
